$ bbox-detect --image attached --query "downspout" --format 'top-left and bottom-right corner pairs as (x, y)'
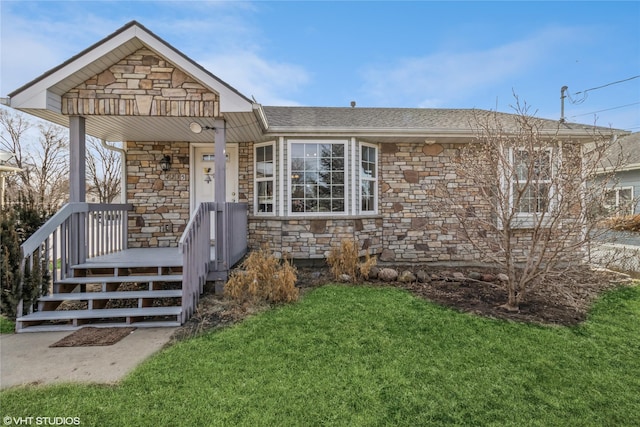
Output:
(101, 139), (127, 203)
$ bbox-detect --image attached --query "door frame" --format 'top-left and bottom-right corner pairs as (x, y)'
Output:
(189, 142), (239, 214)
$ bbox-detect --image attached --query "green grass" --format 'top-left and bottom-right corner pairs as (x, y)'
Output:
(0, 316), (15, 334)
(1, 284), (639, 426)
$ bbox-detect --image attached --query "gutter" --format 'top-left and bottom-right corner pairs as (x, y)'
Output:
(101, 139), (127, 203)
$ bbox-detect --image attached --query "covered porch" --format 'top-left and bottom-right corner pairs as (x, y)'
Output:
(7, 21), (266, 331)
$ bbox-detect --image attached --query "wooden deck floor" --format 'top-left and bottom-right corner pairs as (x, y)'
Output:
(82, 248), (183, 268)
(81, 246), (216, 269)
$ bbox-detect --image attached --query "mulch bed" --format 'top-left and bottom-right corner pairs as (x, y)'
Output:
(169, 266), (633, 342)
(50, 327), (136, 347)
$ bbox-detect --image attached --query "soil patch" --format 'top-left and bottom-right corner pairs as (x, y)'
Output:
(171, 266), (633, 341)
(50, 327), (136, 347)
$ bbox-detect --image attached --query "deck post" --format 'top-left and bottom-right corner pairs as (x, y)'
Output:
(69, 116), (87, 265)
(214, 119), (227, 272)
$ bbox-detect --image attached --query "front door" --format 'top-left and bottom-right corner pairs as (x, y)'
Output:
(192, 144), (239, 238)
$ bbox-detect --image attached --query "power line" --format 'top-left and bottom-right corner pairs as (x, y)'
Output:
(567, 75), (640, 105)
(574, 75), (640, 95)
(568, 101), (640, 118)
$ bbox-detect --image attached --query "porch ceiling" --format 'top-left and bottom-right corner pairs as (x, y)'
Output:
(17, 109), (266, 143)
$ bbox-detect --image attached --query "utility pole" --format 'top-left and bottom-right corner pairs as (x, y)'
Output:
(560, 86), (568, 123)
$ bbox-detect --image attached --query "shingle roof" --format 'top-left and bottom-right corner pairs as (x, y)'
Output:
(262, 106), (612, 134)
(605, 132), (640, 169)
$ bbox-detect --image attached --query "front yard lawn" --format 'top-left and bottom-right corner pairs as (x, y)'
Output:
(1, 284), (639, 426)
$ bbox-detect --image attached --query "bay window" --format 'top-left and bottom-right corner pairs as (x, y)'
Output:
(289, 140), (346, 214)
(360, 143), (377, 212)
(255, 142), (275, 214)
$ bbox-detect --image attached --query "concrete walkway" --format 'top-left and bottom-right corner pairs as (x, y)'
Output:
(0, 327), (176, 389)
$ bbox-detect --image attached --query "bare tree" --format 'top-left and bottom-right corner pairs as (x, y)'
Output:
(435, 99), (624, 311)
(0, 107), (31, 192)
(0, 107), (69, 209)
(87, 137), (122, 203)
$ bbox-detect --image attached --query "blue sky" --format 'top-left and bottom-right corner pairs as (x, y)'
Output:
(1, 1), (639, 131)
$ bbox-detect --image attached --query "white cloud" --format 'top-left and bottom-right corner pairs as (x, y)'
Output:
(199, 52), (310, 106)
(360, 27), (582, 108)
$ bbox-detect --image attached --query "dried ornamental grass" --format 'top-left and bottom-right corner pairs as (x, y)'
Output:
(225, 248), (298, 304)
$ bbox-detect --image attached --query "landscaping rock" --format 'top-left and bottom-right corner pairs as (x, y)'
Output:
(339, 274), (352, 282)
(368, 266), (380, 280)
(399, 270), (417, 283)
(497, 273), (509, 282)
(452, 272), (466, 280)
(482, 273), (496, 282)
(378, 268), (399, 282)
(468, 271), (483, 281)
(416, 270), (430, 283)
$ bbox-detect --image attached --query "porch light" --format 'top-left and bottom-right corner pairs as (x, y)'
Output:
(160, 155), (171, 172)
(189, 122), (216, 134)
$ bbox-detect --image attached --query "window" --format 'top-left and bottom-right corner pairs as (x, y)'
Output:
(289, 141), (345, 214)
(360, 143), (377, 212)
(255, 143), (274, 214)
(512, 149), (552, 214)
(605, 187), (634, 215)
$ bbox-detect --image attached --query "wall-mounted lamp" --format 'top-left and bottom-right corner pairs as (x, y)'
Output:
(160, 155), (171, 172)
(189, 122), (216, 134)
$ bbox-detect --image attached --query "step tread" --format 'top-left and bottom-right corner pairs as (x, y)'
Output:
(40, 290), (182, 301)
(17, 321), (181, 333)
(55, 274), (183, 284)
(17, 306), (182, 321)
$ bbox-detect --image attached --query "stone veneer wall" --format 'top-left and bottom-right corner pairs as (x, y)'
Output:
(248, 217), (383, 260)
(62, 48), (219, 117)
(127, 142), (190, 248)
(377, 142), (482, 264)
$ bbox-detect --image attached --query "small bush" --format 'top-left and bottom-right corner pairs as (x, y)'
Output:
(224, 247), (298, 304)
(327, 239), (377, 282)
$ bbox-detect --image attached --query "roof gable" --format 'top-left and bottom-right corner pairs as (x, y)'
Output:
(8, 21), (253, 114)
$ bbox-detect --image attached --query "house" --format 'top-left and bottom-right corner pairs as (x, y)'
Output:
(601, 132), (640, 215)
(6, 21), (619, 331)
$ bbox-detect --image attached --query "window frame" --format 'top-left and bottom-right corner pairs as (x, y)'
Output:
(254, 141), (276, 215)
(605, 186), (634, 216)
(287, 139), (348, 216)
(359, 142), (378, 214)
(505, 146), (558, 228)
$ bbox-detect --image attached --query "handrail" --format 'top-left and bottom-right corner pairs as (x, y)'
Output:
(179, 201), (248, 323)
(179, 202), (213, 323)
(21, 203), (132, 257)
(17, 202), (132, 328)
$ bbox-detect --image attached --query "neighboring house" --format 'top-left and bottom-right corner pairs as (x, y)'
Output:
(5, 21), (623, 331)
(601, 132), (640, 215)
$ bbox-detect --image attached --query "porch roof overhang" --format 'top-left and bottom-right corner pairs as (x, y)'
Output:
(6, 21), (266, 143)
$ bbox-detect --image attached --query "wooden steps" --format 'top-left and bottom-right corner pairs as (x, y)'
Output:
(16, 249), (185, 332)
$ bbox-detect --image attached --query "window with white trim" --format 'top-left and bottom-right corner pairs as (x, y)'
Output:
(512, 149), (552, 214)
(289, 140), (346, 214)
(605, 187), (634, 215)
(360, 143), (377, 212)
(255, 142), (275, 214)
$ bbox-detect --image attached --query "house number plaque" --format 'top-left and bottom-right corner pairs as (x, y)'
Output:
(164, 173), (186, 180)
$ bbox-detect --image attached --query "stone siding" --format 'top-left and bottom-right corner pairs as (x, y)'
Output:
(126, 141), (190, 247)
(62, 48), (219, 117)
(248, 217), (383, 260)
(377, 142), (483, 264)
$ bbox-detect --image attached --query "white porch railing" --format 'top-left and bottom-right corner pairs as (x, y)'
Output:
(18, 202), (132, 318)
(179, 202), (247, 323)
